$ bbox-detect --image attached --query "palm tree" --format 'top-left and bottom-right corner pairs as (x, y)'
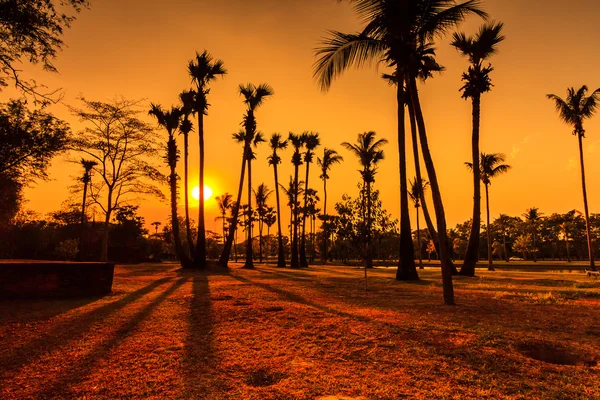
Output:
(523, 207), (543, 262)
(409, 177), (429, 270)
(215, 193), (233, 244)
(219, 84), (274, 268)
(254, 183), (273, 263)
(289, 132), (305, 269)
(268, 133), (288, 268)
(264, 207), (277, 262)
(148, 104), (191, 268)
(317, 147), (343, 263)
(547, 85), (600, 271)
(495, 214), (512, 262)
(342, 131), (387, 288)
(313, 0), (486, 304)
(186, 50), (227, 269)
(77, 158), (97, 261)
(151, 221), (162, 236)
(300, 132), (320, 268)
(451, 22), (505, 277)
(179, 90), (197, 256)
(466, 152), (510, 270)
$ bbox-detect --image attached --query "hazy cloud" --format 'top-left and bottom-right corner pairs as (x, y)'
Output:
(511, 136), (530, 159)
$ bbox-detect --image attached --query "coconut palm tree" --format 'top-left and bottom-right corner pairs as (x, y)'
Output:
(451, 22), (505, 276)
(409, 177), (429, 270)
(151, 221), (161, 236)
(219, 83), (273, 268)
(342, 131), (387, 288)
(268, 133), (288, 268)
(289, 132), (305, 269)
(179, 90), (197, 256)
(264, 207), (277, 262)
(254, 183), (273, 263)
(495, 214), (512, 262)
(547, 85), (600, 271)
(314, 0), (486, 304)
(148, 104), (191, 268)
(523, 207), (543, 262)
(185, 50), (227, 268)
(317, 147), (343, 263)
(77, 158), (97, 261)
(466, 152), (511, 270)
(215, 193), (233, 244)
(300, 132), (320, 268)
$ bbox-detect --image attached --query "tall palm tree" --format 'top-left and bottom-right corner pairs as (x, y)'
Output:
(467, 152), (510, 270)
(547, 85), (600, 271)
(523, 207), (543, 262)
(300, 132), (320, 268)
(451, 22), (505, 277)
(77, 158), (97, 261)
(186, 50), (227, 268)
(314, 0), (486, 304)
(268, 133), (288, 268)
(254, 183), (273, 263)
(495, 214), (512, 262)
(342, 131), (387, 288)
(317, 147), (343, 263)
(151, 221), (161, 236)
(288, 132), (305, 269)
(148, 103), (191, 268)
(179, 90), (197, 256)
(409, 177), (429, 270)
(219, 84), (273, 267)
(215, 193), (233, 244)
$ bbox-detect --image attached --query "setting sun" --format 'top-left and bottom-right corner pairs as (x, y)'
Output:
(192, 185), (213, 201)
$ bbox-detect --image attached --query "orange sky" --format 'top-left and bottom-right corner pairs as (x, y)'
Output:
(12, 0), (600, 232)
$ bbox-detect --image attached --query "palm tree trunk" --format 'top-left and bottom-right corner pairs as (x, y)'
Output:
(222, 213), (226, 244)
(194, 113), (207, 268)
(533, 228), (537, 262)
(407, 90), (457, 275)
(323, 177), (328, 264)
(503, 229), (508, 262)
(485, 183), (494, 271)
(461, 93), (482, 277)
(578, 134), (596, 270)
(218, 142), (248, 267)
(416, 205), (423, 269)
(409, 76), (454, 305)
(273, 163), (286, 268)
(184, 133), (196, 257)
(291, 164), (301, 269)
(100, 188), (113, 262)
(244, 157), (254, 269)
(258, 215), (263, 263)
(169, 166), (191, 267)
(395, 81), (418, 281)
(565, 232), (570, 262)
(78, 178), (88, 261)
(365, 179), (372, 289)
(300, 162), (310, 268)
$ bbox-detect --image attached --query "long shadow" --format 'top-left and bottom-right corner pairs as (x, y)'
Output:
(0, 277), (172, 376)
(183, 272), (221, 398)
(32, 277), (189, 399)
(0, 296), (100, 327)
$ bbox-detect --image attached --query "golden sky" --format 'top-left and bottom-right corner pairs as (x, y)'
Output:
(13, 0), (600, 232)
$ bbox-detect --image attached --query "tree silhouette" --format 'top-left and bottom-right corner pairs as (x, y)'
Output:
(289, 132), (305, 269)
(317, 147), (343, 263)
(314, 0), (486, 304)
(77, 158), (97, 261)
(523, 207), (543, 262)
(452, 21), (505, 276)
(215, 193), (233, 245)
(179, 90), (197, 256)
(148, 103), (190, 267)
(185, 50), (227, 268)
(547, 85), (600, 271)
(342, 131), (387, 288)
(268, 133), (288, 268)
(151, 221), (162, 236)
(254, 183), (273, 263)
(409, 177), (429, 270)
(467, 152), (511, 270)
(300, 131), (320, 268)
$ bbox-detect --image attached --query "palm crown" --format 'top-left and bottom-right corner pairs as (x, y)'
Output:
(547, 86), (600, 137)
(268, 133), (288, 166)
(342, 131), (387, 184)
(466, 152), (511, 185)
(186, 50), (227, 115)
(318, 148), (343, 180)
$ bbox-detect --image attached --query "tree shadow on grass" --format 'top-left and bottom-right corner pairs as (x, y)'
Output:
(31, 276), (189, 399)
(0, 296), (101, 326)
(182, 272), (224, 398)
(0, 276), (172, 376)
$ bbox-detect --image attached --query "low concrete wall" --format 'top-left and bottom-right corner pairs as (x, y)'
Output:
(0, 261), (114, 298)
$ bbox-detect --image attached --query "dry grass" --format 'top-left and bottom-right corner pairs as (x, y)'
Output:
(1, 263), (599, 399)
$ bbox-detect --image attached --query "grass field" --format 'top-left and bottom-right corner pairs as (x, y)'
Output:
(1, 263), (599, 399)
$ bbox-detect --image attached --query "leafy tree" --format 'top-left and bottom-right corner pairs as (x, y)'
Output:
(317, 147), (343, 263)
(70, 98), (164, 262)
(0, 0), (89, 102)
(268, 133), (288, 268)
(452, 22), (505, 276)
(0, 99), (69, 180)
(184, 50), (227, 267)
(466, 152), (510, 270)
(547, 85), (600, 271)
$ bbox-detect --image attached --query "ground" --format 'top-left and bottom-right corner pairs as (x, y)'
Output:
(1, 263), (599, 399)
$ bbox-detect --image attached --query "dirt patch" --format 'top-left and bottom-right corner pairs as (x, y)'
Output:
(264, 306), (284, 312)
(518, 342), (598, 367)
(245, 368), (285, 387)
(212, 295), (233, 301)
